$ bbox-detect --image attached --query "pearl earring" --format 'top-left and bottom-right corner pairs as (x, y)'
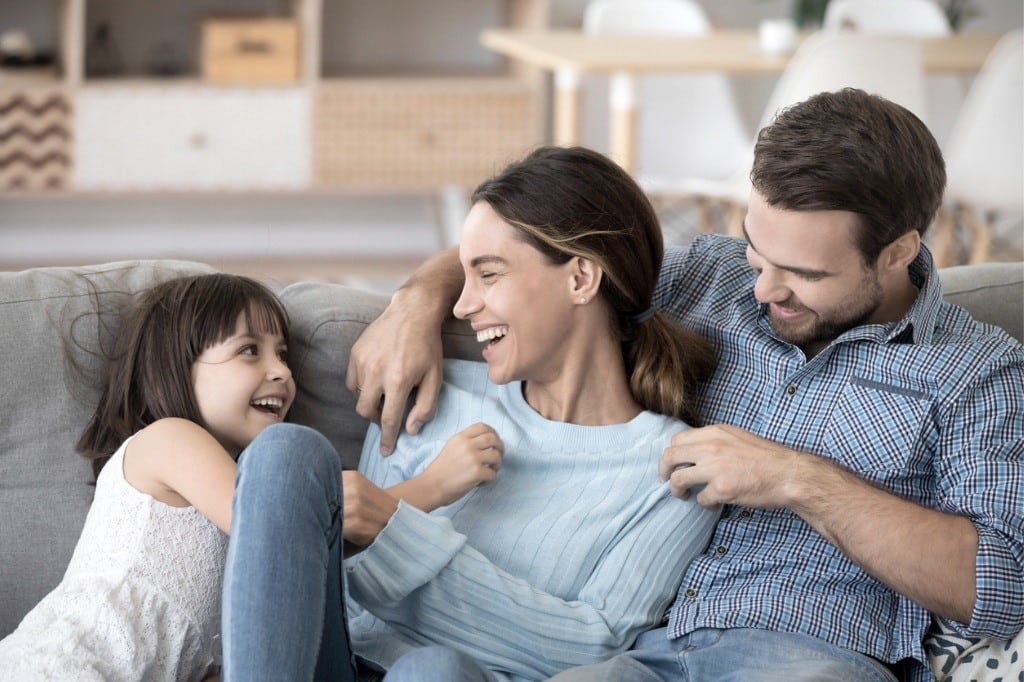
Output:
(579, 296), (587, 304)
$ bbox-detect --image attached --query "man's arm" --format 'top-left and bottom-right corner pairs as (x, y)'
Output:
(346, 247), (464, 455)
(661, 425), (979, 624)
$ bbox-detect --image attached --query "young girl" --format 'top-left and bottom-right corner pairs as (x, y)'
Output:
(0, 273), (298, 681)
(222, 146), (722, 681)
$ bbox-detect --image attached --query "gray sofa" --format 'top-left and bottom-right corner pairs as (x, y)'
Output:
(1, 258), (1022, 675)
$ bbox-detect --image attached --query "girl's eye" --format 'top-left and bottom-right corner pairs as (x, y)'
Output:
(240, 344), (258, 356)
(277, 349), (288, 362)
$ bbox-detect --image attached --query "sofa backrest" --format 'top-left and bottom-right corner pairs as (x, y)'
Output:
(0, 258), (1020, 638)
(937, 261), (1023, 344)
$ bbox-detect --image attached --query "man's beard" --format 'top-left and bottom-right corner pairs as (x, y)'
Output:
(769, 274), (883, 350)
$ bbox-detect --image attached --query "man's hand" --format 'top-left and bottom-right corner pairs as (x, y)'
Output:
(345, 247), (463, 455)
(342, 471), (400, 546)
(421, 423), (504, 507)
(346, 299), (443, 455)
(661, 424), (981, 623)
(659, 424), (807, 509)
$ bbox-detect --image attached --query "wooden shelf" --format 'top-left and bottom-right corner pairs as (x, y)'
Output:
(1, 0), (549, 195)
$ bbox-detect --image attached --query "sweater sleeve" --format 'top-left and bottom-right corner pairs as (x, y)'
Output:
(345, 491), (717, 679)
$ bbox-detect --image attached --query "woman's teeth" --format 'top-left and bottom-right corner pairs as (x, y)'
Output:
(477, 326), (508, 344)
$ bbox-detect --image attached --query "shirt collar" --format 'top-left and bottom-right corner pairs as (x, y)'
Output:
(887, 243), (943, 345)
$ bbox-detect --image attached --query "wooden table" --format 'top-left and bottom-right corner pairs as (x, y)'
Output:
(481, 29), (1002, 172)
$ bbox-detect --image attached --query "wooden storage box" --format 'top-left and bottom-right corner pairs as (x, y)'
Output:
(201, 18), (299, 85)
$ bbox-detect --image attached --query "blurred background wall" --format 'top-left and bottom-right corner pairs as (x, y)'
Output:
(1, 0), (1020, 285)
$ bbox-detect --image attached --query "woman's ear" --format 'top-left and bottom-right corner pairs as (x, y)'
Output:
(569, 257), (603, 304)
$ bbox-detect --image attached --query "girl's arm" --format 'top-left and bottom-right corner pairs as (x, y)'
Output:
(343, 423), (503, 545)
(122, 418), (237, 534)
(388, 423), (504, 512)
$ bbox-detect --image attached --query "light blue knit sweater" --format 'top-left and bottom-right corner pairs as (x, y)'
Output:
(346, 359), (718, 681)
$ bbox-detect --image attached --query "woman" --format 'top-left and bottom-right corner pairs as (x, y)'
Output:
(222, 146), (719, 682)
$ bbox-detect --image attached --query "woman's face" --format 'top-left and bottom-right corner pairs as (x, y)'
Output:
(453, 202), (577, 386)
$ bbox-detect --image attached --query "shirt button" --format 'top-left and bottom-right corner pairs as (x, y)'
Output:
(785, 385), (797, 395)
(739, 509), (751, 518)
(715, 545), (728, 555)
(684, 588), (697, 598)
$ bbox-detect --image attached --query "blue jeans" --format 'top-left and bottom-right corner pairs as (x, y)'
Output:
(221, 423), (357, 682)
(384, 646), (500, 682)
(547, 627), (899, 682)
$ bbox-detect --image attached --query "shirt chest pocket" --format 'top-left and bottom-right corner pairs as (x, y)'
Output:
(822, 377), (933, 476)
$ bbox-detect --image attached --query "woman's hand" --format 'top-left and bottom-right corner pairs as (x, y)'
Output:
(342, 471), (400, 546)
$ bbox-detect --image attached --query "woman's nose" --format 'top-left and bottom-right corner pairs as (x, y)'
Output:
(453, 284), (480, 320)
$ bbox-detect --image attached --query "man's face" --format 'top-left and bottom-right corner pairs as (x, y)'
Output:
(744, 191), (884, 356)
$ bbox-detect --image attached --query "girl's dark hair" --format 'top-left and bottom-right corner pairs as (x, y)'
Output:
(472, 146), (716, 424)
(76, 273), (289, 476)
(751, 88), (946, 264)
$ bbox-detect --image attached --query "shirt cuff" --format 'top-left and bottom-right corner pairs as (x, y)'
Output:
(967, 525), (1024, 638)
(345, 501), (467, 606)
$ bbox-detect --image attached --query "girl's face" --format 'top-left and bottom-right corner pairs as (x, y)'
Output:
(191, 311), (295, 457)
(453, 201), (577, 386)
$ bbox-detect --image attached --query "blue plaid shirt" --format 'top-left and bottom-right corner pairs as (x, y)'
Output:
(655, 236), (1024, 682)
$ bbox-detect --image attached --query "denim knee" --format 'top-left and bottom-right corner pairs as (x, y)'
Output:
(242, 422), (338, 474)
(238, 423), (342, 502)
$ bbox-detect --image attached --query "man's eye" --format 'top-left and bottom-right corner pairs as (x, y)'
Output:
(480, 271), (497, 281)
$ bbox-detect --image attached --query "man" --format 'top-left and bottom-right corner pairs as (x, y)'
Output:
(345, 89), (1024, 681)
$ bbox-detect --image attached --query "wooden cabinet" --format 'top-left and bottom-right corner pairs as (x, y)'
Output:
(74, 87), (310, 190)
(0, 0), (548, 195)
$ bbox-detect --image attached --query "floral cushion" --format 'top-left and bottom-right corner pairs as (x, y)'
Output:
(925, 618), (1023, 681)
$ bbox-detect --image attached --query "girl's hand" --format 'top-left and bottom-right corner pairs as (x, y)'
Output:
(422, 423), (504, 507)
(342, 471), (399, 546)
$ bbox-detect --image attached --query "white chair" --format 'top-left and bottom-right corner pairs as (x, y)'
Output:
(823, 0), (950, 36)
(930, 29), (1023, 267)
(678, 31), (928, 234)
(821, 0), (961, 145)
(580, 0), (751, 232)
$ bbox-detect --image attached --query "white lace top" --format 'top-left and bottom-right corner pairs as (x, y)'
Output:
(0, 436), (228, 681)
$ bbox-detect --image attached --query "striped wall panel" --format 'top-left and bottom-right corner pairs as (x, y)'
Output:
(0, 91), (72, 191)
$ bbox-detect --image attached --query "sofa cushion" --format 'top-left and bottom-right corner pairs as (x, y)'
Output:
(939, 261), (1024, 344)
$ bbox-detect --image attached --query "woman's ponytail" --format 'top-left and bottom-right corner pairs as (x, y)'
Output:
(625, 313), (716, 425)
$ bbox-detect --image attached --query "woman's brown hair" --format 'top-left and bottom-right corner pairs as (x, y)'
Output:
(471, 146), (716, 424)
(76, 273), (289, 476)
